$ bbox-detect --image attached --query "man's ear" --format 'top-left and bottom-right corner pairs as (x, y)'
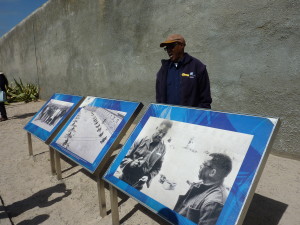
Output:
(209, 168), (217, 177)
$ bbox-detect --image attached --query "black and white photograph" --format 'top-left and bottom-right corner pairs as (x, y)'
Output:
(114, 116), (253, 225)
(31, 99), (74, 132)
(55, 98), (127, 164)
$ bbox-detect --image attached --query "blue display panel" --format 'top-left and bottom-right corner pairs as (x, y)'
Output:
(50, 96), (142, 173)
(103, 104), (279, 225)
(24, 93), (83, 142)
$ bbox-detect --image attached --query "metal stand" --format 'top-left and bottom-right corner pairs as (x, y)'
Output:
(97, 175), (107, 218)
(54, 150), (62, 180)
(27, 132), (56, 176)
(49, 147), (56, 175)
(109, 184), (120, 225)
(27, 132), (33, 156)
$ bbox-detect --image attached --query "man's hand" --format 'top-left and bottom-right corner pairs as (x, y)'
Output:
(122, 158), (133, 165)
(130, 157), (143, 168)
(139, 176), (148, 183)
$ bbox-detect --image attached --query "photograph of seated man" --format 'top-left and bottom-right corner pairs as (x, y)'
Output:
(174, 153), (232, 225)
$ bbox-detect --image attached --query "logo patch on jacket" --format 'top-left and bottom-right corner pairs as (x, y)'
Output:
(182, 72), (195, 78)
(189, 72), (195, 78)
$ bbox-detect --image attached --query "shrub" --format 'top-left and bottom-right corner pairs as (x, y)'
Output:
(6, 78), (39, 103)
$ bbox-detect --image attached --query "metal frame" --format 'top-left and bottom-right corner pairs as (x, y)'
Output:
(24, 94), (84, 174)
(27, 132), (33, 156)
(48, 97), (143, 219)
(232, 119), (281, 225)
(54, 150), (62, 180)
(109, 184), (120, 224)
(24, 93), (84, 143)
(49, 146), (56, 175)
(97, 176), (107, 217)
(25, 95), (143, 220)
(27, 132), (57, 175)
(104, 103), (280, 225)
(51, 146), (108, 218)
(49, 97), (143, 174)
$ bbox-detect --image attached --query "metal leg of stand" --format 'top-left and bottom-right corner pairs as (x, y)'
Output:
(49, 147), (56, 175)
(97, 176), (107, 218)
(109, 184), (120, 225)
(54, 150), (62, 180)
(27, 132), (33, 156)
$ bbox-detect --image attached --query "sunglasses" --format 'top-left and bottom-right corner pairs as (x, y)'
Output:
(164, 42), (179, 51)
(202, 162), (214, 169)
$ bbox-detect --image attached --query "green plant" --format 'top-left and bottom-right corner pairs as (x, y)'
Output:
(6, 78), (39, 103)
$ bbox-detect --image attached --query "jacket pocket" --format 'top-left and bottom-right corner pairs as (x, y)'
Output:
(186, 206), (200, 224)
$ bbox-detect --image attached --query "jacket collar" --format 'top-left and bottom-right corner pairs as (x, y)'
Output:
(161, 53), (193, 67)
(145, 137), (164, 149)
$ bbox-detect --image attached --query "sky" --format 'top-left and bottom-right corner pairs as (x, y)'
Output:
(0, 0), (48, 38)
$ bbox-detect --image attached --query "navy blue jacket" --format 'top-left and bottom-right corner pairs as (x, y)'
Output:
(0, 74), (8, 92)
(156, 53), (212, 109)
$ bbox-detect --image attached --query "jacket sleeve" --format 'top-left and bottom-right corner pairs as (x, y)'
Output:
(146, 147), (166, 188)
(4, 75), (8, 87)
(0, 75), (8, 92)
(197, 67), (212, 109)
(147, 156), (163, 181)
(120, 139), (141, 169)
(156, 69), (162, 103)
(146, 150), (165, 188)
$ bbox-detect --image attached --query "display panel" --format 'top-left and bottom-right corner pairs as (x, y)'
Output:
(24, 93), (83, 142)
(50, 96), (142, 173)
(103, 104), (279, 225)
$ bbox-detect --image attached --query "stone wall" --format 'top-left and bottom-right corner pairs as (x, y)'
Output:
(0, 0), (299, 156)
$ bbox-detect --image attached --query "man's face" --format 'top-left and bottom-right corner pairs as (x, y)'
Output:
(198, 156), (214, 181)
(164, 42), (184, 62)
(152, 124), (169, 143)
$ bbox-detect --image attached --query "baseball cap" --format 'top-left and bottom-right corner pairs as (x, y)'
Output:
(160, 34), (186, 47)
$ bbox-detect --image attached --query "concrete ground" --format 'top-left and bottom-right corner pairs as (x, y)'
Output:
(0, 101), (299, 225)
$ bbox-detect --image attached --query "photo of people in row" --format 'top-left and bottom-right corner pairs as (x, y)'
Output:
(32, 99), (73, 132)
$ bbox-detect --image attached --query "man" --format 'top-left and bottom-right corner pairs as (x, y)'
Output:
(156, 34), (212, 108)
(0, 72), (8, 121)
(174, 153), (232, 225)
(119, 120), (173, 190)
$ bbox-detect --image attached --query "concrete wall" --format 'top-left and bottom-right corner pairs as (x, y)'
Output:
(0, 0), (299, 157)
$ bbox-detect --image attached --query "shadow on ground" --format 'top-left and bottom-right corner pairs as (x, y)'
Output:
(113, 191), (287, 225)
(17, 214), (49, 225)
(119, 202), (172, 225)
(11, 112), (37, 119)
(243, 193), (288, 225)
(5, 183), (71, 219)
(111, 188), (171, 225)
